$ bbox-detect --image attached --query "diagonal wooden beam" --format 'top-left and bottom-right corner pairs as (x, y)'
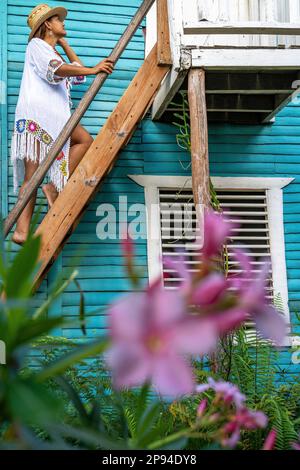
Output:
(4, 0), (156, 239)
(32, 44), (170, 291)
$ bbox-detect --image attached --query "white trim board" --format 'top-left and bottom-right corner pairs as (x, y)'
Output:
(128, 174), (294, 346)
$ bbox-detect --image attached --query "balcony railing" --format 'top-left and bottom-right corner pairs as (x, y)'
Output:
(181, 0), (300, 47)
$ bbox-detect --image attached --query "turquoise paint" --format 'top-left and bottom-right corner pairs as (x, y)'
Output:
(1, 1), (299, 377)
(1, 0), (8, 218)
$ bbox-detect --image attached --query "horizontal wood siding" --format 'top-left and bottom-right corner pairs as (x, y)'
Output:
(2, 1), (299, 381)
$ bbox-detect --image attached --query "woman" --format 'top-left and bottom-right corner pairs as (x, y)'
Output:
(11, 4), (114, 245)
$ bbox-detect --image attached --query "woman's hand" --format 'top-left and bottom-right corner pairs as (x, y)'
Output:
(57, 38), (68, 48)
(92, 58), (115, 75)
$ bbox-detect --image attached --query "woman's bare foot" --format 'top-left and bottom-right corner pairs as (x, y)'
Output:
(42, 184), (59, 208)
(12, 230), (28, 246)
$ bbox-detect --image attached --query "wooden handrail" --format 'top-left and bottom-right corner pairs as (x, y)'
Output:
(4, 0), (156, 238)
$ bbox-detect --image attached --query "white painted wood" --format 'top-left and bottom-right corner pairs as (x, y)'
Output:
(262, 82), (300, 122)
(183, 21), (300, 35)
(129, 175), (293, 346)
(151, 66), (188, 119)
(145, 2), (157, 57)
(266, 187), (291, 338)
(144, 185), (164, 284)
(191, 47), (300, 69)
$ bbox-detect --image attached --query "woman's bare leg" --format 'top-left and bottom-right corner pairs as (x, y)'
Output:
(42, 124), (93, 207)
(12, 157), (39, 245)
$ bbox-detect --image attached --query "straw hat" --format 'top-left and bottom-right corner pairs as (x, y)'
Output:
(27, 4), (68, 42)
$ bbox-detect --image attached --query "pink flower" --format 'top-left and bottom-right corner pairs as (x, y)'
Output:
(222, 408), (268, 448)
(197, 399), (207, 418)
(106, 278), (218, 397)
(191, 273), (227, 306)
(232, 250), (286, 345)
(201, 210), (234, 261)
(196, 378), (246, 409)
(263, 429), (277, 450)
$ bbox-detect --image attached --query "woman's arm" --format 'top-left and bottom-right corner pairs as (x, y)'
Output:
(54, 59), (114, 78)
(57, 38), (83, 65)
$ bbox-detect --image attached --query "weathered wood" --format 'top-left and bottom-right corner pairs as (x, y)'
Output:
(184, 21), (300, 35)
(188, 68), (210, 218)
(32, 45), (170, 290)
(4, 0), (156, 239)
(157, 0), (172, 65)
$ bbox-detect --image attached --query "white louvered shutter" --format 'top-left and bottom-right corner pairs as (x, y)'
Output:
(160, 188), (274, 304)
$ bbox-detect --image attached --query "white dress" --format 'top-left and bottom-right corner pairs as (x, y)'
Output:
(10, 37), (86, 194)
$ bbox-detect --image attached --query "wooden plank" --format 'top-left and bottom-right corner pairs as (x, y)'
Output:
(191, 48), (300, 69)
(188, 68), (210, 216)
(32, 45), (170, 290)
(3, 0), (156, 238)
(152, 66), (188, 120)
(262, 84), (300, 123)
(157, 0), (172, 65)
(184, 21), (300, 35)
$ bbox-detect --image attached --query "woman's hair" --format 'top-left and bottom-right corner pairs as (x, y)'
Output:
(33, 22), (47, 40)
(33, 15), (57, 40)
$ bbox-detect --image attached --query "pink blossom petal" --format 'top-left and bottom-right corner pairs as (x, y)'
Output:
(150, 287), (186, 328)
(162, 253), (192, 294)
(170, 318), (217, 355)
(202, 210), (235, 259)
(195, 383), (210, 394)
(253, 305), (286, 345)
(108, 292), (149, 341)
(192, 273), (227, 306)
(263, 429), (277, 450)
(212, 308), (247, 335)
(152, 353), (195, 397)
(106, 343), (151, 389)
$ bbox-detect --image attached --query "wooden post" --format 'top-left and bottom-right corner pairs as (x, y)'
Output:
(157, 0), (172, 65)
(3, 0), (156, 239)
(188, 68), (211, 219)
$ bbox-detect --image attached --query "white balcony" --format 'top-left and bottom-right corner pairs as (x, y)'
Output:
(147, 0), (300, 124)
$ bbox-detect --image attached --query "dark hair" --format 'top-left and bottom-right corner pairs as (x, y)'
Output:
(33, 22), (47, 40)
(33, 15), (58, 40)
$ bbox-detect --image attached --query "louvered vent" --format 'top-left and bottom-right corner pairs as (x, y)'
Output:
(160, 188), (274, 303)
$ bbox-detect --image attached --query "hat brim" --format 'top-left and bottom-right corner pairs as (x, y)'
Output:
(28, 7), (68, 42)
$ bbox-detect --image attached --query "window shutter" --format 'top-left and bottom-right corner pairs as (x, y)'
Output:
(160, 188), (274, 304)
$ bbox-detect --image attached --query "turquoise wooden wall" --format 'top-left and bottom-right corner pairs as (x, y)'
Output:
(1, 0), (300, 381)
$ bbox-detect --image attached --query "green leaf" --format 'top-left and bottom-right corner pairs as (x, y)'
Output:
(6, 234), (41, 298)
(14, 316), (66, 348)
(7, 378), (63, 427)
(33, 269), (79, 320)
(136, 402), (161, 443)
(36, 338), (110, 381)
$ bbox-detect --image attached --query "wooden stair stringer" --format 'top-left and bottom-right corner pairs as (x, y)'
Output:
(32, 44), (170, 292)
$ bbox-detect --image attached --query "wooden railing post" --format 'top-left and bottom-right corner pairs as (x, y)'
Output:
(4, 0), (156, 239)
(188, 68), (211, 220)
(157, 0), (172, 65)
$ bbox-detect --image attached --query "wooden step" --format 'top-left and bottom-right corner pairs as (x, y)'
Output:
(32, 44), (170, 291)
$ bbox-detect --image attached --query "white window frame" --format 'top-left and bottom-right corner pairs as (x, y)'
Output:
(129, 174), (294, 345)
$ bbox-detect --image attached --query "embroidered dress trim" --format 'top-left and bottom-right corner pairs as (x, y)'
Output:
(47, 59), (65, 84)
(11, 118), (70, 194)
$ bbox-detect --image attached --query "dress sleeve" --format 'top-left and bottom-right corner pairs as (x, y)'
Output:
(69, 61), (87, 85)
(28, 38), (65, 85)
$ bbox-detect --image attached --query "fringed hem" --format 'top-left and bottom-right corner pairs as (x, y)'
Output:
(10, 129), (70, 195)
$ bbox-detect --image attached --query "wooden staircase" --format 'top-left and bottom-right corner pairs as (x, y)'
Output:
(32, 45), (169, 290)
(3, 0), (172, 293)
